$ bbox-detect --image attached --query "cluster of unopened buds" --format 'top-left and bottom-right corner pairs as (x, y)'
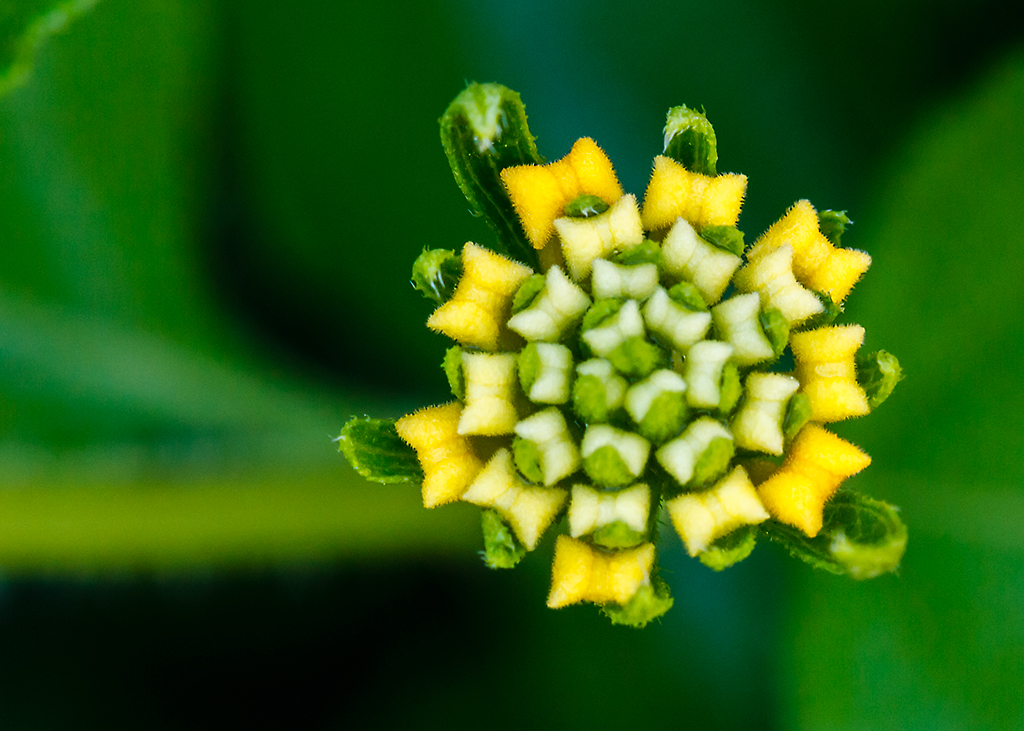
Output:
(340, 83), (906, 627)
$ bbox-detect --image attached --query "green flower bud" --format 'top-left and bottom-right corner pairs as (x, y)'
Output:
(656, 417), (734, 490)
(564, 193), (610, 218)
(411, 248), (462, 304)
(507, 266), (591, 342)
(684, 340), (734, 409)
(591, 259), (660, 301)
(643, 287), (712, 353)
(625, 370), (690, 444)
(572, 358), (628, 423)
(662, 218), (741, 305)
(568, 483), (650, 545)
(581, 425), (650, 488)
(519, 342), (573, 404)
(731, 373), (801, 455)
(513, 408), (581, 486)
(712, 293), (777, 366)
(481, 509), (527, 569)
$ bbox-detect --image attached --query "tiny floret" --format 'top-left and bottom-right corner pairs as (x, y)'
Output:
(427, 242), (533, 350)
(642, 155), (747, 231)
(395, 403), (483, 508)
(756, 424), (871, 537)
(547, 535), (656, 608)
(501, 137), (624, 249)
(791, 324), (870, 422)
(462, 449), (568, 550)
(667, 466), (769, 556)
(748, 200), (871, 303)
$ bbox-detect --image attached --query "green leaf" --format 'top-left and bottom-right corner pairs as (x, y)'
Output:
(517, 342), (540, 394)
(480, 509), (526, 569)
(512, 436), (545, 484)
(856, 350), (903, 409)
(572, 369), (625, 425)
(716, 362), (742, 416)
(817, 209), (852, 246)
(581, 297), (625, 332)
(410, 248), (462, 304)
(601, 578), (674, 628)
(691, 435), (735, 489)
(439, 82), (543, 268)
(0, 0), (98, 98)
(608, 337), (669, 379)
(762, 490), (907, 578)
(698, 524), (757, 571)
(583, 445), (635, 488)
(511, 273), (546, 314)
(337, 417), (422, 484)
(663, 104), (718, 176)
(635, 391), (689, 445)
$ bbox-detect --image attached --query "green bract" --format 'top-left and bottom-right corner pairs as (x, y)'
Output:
(339, 82), (908, 627)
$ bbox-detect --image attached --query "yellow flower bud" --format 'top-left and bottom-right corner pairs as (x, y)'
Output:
(748, 200), (870, 303)
(394, 403), (483, 508)
(547, 536), (656, 608)
(666, 466), (769, 556)
(641, 155), (746, 231)
(462, 449), (567, 550)
(501, 137), (624, 249)
(791, 325), (870, 422)
(427, 242), (533, 350)
(756, 424), (871, 536)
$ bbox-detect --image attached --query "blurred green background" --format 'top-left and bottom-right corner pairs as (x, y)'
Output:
(0, 0), (1022, 727)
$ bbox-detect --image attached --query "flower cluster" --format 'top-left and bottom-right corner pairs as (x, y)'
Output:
(339, 83), (905, 627)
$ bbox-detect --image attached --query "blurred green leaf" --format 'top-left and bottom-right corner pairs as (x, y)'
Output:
(785, 50), (1024, 730)
(0, 0), (97, 97)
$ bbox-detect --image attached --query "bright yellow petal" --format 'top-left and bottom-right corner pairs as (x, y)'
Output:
(791, 325), (870, 422)
(641, 155), (746, 231)
(502, 138), (624, 250)
(395, 403), (483, 508)
(749, 200), (871, 304)
(757, 424), (870, 536)
(427, 242), (533, 349)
